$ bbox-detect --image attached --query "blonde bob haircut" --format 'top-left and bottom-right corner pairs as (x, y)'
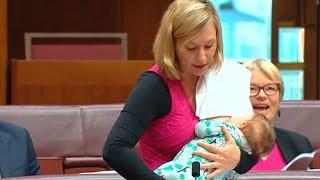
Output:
(153, 0), (223, 80)
(243, 59), (285, 99)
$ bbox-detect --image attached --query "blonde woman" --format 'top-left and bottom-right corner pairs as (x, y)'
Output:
(104, 0), (258, 179)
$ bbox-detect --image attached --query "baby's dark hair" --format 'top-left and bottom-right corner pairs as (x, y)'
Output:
(242, 115), (276, 156)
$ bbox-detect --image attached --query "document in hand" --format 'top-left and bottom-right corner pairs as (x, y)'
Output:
(282, 151), (315, 171)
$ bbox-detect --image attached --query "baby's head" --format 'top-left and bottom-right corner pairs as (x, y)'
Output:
(240, 115), (276, 156)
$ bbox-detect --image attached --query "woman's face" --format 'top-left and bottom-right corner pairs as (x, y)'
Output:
(175, 21), (217, 79)
(249, 70), (281, 124)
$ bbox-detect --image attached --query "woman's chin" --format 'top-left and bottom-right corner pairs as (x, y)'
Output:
(194, 69), (208, 77)
(254, 109), (268, 116)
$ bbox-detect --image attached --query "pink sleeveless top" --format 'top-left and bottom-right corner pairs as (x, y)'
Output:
(250, 142), (287, 172)
(139, 65), (199, 170)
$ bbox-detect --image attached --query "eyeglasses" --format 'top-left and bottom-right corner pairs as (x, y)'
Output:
(250, 83), (280, 97)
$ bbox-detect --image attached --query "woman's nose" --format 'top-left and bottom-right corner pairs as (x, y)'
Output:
(197, 48), (206, 62)
(256, 89), (267, 99)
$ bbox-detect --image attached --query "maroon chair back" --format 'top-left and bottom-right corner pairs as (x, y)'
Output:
(275, 100), (320, 150)
(25, 32), (128, 60)
(0, 106), (84, 174)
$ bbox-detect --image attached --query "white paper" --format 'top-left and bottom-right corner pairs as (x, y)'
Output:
(282, 151), (315, 171)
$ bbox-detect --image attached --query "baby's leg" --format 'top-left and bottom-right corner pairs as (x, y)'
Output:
(155, 161), (193, 179)
(155, 140), (202, 179)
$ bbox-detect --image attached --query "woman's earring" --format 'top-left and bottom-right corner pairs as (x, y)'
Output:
(278, 110), (281, 117)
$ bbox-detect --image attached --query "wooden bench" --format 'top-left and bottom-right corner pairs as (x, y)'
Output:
(11, 60), (154, 105)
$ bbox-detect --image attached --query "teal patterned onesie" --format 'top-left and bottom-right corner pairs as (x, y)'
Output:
(154, 119), (251, 180)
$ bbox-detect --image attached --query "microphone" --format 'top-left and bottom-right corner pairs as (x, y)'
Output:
(192, 161), (200, 179)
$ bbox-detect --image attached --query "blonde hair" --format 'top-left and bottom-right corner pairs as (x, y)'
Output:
(153, 0), (223, 80)
(243, 59), (285, 99)
(242, 115), (276, 156)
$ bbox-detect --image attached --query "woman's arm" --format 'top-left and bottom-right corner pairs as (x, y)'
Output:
(103, 72), (170, 180)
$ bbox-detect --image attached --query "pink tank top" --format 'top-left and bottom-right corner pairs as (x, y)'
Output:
(250, 142), (287, 172)
(139, 65), (199, 170)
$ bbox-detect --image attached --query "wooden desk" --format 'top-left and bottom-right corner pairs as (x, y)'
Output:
(11, 60), (154, 105)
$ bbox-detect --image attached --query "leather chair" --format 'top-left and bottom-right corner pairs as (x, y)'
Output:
(0, 100), (319, 175)
(63, 104), (124, 173)
(65, 104), (140, 174)
(275, 100), (320, 150)
(0, 106), (83, 174)
(0, 104), (137, 174)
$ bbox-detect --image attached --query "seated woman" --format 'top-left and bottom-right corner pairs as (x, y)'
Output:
(155, 115), (275, 180)
(243, 59), (313, 171)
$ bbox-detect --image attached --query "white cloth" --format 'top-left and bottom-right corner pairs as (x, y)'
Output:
(196, 61), (253, 119)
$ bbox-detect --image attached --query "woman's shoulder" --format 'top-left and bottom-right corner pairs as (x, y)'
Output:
(275, 127), (313, 158)
(275, 127), (310, 143)
(275, 127), (305, 137)
(139, 70), (168, 90)
(126, 70), (171, 115)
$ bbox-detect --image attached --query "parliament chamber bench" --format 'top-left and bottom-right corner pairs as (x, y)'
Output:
(0, 104), (130, 175)
(0, 101), (319, 176)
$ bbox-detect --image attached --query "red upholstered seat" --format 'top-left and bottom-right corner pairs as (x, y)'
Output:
(31, 44), (124, 60)
(25, 33), (128, 60)
(0, 100), (319, 174)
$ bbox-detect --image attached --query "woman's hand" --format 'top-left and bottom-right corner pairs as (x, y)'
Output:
(193, 126), (241, 179)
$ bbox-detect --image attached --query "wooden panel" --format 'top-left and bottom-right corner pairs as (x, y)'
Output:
(318, 4), (320, 99)
(38, 158), (64, 175)
(303, 0), (318, 99)
(8, 0), (121, 60)
(272, 0), (300, 61)
(8, 1), (171, 60)
(118, 0), (172, 59)
(0, 0), (7, 104)
(272, 0), (319, 100)
(11, 60), (154, 105)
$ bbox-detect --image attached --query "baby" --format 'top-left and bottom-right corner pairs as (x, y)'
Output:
(155, 114), (275, 180)
(155, 61), (276, 179)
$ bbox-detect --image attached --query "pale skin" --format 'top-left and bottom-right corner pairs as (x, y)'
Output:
(207, 115), (252, 129)
(249, 70), (281, 126)
(175, 20), (241, 178)
(249, 70), (281, 158)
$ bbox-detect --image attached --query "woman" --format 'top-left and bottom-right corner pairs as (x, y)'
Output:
(243, 59), (313, 171)
(103, 0), (257, 179)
